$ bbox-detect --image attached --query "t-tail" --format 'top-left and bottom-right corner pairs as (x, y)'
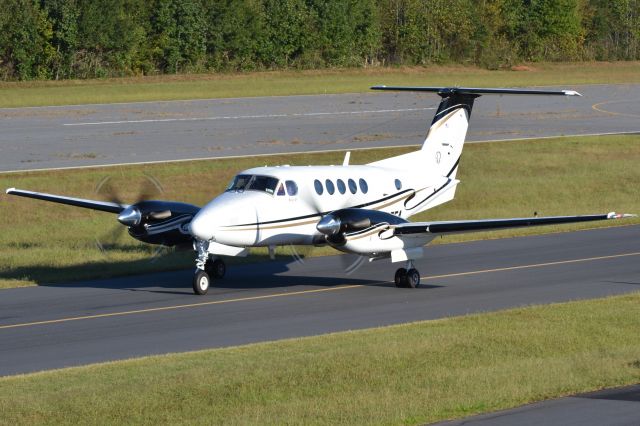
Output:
(370, 86), (581, 177)
(368, 86), (581, 213)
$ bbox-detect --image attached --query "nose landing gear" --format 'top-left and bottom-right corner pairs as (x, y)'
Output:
(192, 239), (226, 295)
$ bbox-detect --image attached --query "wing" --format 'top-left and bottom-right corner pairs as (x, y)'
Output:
(6, 188), (127, 214)
(392, 212), (636, 236)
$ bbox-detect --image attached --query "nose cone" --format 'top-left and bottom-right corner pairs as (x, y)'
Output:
(316, 214), (341, 235)
(117, 206), (141, 226)
(189, 211), (214, 241)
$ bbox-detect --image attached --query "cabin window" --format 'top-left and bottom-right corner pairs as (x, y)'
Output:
(395, 179), (402, 190)
(337, 179), (346, 194)
(285, 180), (298, 196)
(359, 178), (368, 194)
(348, 179), (357, 194)
(314, 179), (323, 195)
(277, 182), (286, 196)
(325, 179), (335, 195)
(227, 174), (279, 194)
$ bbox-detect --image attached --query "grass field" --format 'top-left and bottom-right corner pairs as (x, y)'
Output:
(0, 61), (639, 108)
(1, 292), (638, 425)
(0, 134), (639, 289)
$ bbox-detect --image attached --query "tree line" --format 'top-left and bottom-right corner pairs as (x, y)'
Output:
(0, 0), (638, 81)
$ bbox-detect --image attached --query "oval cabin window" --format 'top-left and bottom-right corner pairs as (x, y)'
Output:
(359, 178), (368, 194)
(348, 179), (357, 194)
(314, 179), (323, 195)
(325, 179), (335, 195)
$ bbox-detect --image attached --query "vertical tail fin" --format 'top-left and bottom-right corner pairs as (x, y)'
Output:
(420, 92), (478, 179)
(370, 86), (581, 178)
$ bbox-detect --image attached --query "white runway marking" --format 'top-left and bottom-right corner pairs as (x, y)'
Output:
(62, 107), (435, 126)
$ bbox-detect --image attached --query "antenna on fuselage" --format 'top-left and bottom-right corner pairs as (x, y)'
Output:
(343, 151), (351, 166)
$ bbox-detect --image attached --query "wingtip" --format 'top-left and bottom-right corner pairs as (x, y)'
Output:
(562, 90), (583, 97)
(607, 212), (637, 219)
(6, 187), (15, 194)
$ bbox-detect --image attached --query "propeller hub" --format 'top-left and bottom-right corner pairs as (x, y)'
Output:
(316, 215), (341, 235)
(117, 206), (142, 226)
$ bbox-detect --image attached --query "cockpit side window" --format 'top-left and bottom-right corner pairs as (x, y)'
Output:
(285, 180), (298, 196)
(227, 174), (251, 191)
(226, 174), (279, 195)
(277, 182), (286, 196)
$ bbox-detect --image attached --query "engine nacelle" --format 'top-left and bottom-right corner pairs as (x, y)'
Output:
(316, 208), (407, 245)
(121, 201), (201, 246)
(316, 208), (434, 257)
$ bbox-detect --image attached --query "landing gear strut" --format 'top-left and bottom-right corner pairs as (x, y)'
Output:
(394, 261), (420, 288)
(192, 240), (226, 295)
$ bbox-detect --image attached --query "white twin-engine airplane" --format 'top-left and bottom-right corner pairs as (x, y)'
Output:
(6, 86), (635, 295)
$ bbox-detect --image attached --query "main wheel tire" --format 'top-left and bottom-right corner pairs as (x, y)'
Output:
(394, 268), (408, 288)
(193, 270), (210, 295)
(210, 258), (226, 279)
(406, 268), (420, 288)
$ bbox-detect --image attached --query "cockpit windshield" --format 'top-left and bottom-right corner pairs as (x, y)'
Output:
(226, 174), (280, 195)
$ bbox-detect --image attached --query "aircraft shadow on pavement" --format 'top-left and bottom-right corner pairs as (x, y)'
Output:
(1, 255), (438, 295)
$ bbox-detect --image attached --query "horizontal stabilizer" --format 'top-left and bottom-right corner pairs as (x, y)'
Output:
(6, 188), (126, 214)
(371, 86), (582, 97)
(393, 213), (635, 236)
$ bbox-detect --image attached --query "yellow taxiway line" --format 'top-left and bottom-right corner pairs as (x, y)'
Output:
(1, 251), (639, 331)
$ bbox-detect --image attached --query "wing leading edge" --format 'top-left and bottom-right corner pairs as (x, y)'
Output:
(6, 188), (127, 214)
(393, 213), (636, 236)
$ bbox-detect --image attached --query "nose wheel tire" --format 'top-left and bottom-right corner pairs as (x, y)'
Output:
(205, 258), (226, 279)
(193, 270), (210, 295)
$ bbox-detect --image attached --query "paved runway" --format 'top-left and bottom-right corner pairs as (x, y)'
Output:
(1, 224), (638, 377)
(1, 84), (639, 172)
(435, 384), (640, 426)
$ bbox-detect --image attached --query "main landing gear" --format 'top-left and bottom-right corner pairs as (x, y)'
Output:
(192, 240), (226, 295)
(394, 261), (421, 288)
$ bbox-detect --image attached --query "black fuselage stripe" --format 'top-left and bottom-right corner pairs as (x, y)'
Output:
(405, 179), (451, 211)
(229, 189), (414, 228)
(446, 157), (460, 178)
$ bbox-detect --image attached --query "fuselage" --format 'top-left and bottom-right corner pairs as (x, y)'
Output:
(189, 162), (451, 248)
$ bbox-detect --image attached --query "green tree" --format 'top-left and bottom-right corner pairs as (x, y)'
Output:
(260, 0), (314, 68)
(0, 0), (56, 79)
(204, 0), (266, 71)
(40, 0), (79, 79)
(150, 0), (207, 73)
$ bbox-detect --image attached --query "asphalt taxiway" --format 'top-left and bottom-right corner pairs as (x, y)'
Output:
(1, 84), (639, 172)
(434, 384), (640, 426)
(1, 224), (638, 377)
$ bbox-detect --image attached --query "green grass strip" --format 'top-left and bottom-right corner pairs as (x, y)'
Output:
(0, 62), (639, 107)
(1, 292), (639, 425)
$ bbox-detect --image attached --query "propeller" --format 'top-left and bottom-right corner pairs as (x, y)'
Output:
(93, 174), (168, 259)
